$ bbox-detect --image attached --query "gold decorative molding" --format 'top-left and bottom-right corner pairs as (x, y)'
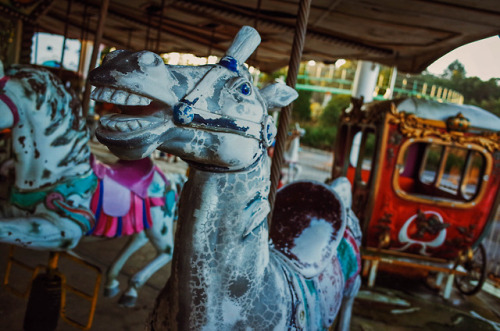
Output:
(388, 111), (500, 152)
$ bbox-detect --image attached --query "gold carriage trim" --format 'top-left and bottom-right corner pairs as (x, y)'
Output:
(387, 111), (500, 153)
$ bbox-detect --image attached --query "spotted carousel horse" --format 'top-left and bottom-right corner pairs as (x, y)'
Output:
(0, 62), (184, 307)
(90, 26), (361, 330)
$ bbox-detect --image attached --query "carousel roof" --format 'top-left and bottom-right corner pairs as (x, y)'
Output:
(2, 0), (500, 73)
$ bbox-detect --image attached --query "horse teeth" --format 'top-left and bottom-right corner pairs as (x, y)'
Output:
(127, 120), (140, 130)
(90, 88), (101, 100)
(138, 96), (152, 106)
(126, 94), (140, 105)
(100, 117), (110, 126)
(137, 119), (149, 127)
(101, 87), (114, 101)
(114, 121), (129, 132)
(111, 90), (128, 104)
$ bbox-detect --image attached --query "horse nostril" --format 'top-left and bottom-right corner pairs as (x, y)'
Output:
(173, 102), (194, 125)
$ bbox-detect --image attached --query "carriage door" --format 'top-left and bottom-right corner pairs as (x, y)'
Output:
(350, 126), (377, 224)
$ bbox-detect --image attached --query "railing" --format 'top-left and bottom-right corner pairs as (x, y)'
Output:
(387, 77), (464, 104)
(294, 70), (464, 104)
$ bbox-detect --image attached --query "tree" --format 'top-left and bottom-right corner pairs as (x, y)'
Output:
(320, 94), (351, 126)
(292, 90), (313, 121)
(443, 60), (466, 79)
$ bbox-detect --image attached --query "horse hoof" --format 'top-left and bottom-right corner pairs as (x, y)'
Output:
(118, 294), (137, 308)
(104, 286), (120, 298)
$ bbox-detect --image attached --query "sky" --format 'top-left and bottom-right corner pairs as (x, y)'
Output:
(426, 35), (500, 81)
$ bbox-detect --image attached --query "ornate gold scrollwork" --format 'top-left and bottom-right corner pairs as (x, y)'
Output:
(388, 111), (500, 152)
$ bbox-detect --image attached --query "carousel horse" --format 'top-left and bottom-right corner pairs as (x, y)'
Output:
(90, 26), (361, 330)
(0, 62), (184, 307)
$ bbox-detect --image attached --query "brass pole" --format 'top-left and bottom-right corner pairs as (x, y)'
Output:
(82, 0), (110, 117)
(268, 0), (311, 225)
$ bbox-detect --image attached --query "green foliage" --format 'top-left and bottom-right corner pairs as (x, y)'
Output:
(293, 90), (313, 121)
(319, 94), (351, 126)
(443, 60), (466, 79)
(294, 94), (351, 150)
(415, 61), (500, 117)
(300, 124), (337, 150)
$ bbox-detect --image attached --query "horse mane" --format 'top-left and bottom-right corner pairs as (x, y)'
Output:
(6, 65), (86, 134)
(6, 65), (89, 151)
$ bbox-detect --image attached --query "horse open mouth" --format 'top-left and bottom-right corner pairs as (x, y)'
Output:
(91, 86), (169, 135)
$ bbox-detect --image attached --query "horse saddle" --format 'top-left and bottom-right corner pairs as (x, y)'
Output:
(269, 180), (347, 278)
(91, 157), (158, 217)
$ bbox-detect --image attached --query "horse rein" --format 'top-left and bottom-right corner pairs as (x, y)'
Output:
(0, 76), (19, 125)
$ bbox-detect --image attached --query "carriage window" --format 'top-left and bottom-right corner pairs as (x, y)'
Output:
(439, 147), (467, 194)
(396, 141), (487, 204)
(462, 151), (484, 200)
(420, 144), (443, 184)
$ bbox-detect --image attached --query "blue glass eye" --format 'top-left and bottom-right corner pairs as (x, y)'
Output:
(240, 83), (251, 95)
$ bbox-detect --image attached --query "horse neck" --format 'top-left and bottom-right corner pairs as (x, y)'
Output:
(175, 155), (272, 280)
(12, 120), (92, 190)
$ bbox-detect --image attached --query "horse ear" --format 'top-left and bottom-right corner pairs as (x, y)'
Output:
(259, 83), (298, 109)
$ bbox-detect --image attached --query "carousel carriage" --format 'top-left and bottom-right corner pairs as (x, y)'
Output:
(331, 97), (500, 297)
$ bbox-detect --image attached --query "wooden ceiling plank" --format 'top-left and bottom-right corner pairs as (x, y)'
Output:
(333, 3), (497, 34)
(172, 0), (392, 56)
(355, 0), (500, 24)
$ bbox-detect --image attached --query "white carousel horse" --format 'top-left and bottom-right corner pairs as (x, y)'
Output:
(0, 62), (184, 307)
(90, 26), (361, 330)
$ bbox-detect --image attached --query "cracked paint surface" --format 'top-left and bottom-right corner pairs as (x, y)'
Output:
(89, 26), (361, 330)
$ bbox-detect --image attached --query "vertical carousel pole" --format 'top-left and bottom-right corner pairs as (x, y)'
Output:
(384, 66), (397, 99)
(352, 60), (380, 103)
(268, 0), (311, 224)
(155, 0), (166, 53)
(82, 0), (110, 117)
(58, 0), (72, 76)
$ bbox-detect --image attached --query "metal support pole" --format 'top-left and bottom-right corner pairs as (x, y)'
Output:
(59, 0), (72, 75)
(384, 66), (397, 99)
(82, 0), (110, 117)
(155, 0), (166, 53)
(352, 60), (380, 103)
(268, 0), (311, 225)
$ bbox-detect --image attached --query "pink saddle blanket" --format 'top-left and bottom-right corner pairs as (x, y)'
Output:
(92, 156), (157, 198)
(89, 156), (167, 237)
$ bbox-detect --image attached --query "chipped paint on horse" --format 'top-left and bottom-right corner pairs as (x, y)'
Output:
(90, 26), (361, 329)
(0, 63), (183, 307)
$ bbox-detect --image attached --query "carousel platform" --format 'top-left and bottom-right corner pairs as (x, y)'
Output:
(0, 142), (499, 330)
(1, 241), (499, 331)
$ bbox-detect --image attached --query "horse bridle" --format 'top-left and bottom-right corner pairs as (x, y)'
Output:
(172, 56), (276, 148)
(0, 76), (19, 125)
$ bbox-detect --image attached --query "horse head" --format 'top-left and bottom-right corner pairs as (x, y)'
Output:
(91, 26), (297, 170)
(0, 62), (90, 189)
